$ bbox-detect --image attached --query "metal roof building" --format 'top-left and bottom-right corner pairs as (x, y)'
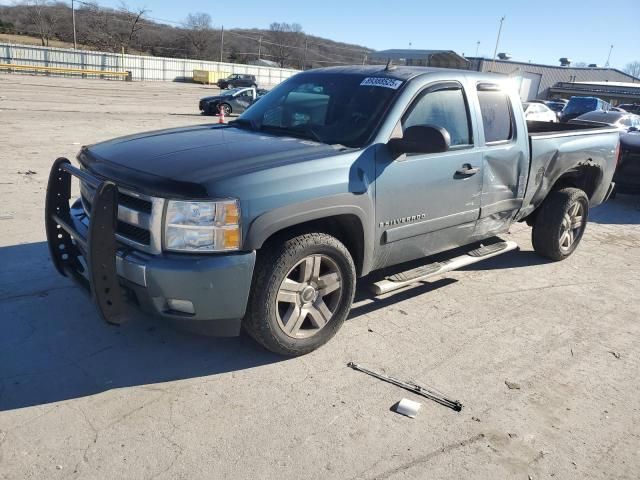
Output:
(549, 81), (640, 103)
(466, 57), (639, 101)
(370, 49), (469, 69)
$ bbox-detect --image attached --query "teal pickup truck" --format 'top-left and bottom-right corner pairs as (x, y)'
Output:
(46, 66), (619, 355)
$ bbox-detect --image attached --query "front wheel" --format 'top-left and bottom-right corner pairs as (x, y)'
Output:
(243, 233), (356, 356)
(532, 187), (589, 261)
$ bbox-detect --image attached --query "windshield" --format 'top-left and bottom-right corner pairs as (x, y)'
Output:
(223, 88), (244, 95)
(235, 72), (403, 147)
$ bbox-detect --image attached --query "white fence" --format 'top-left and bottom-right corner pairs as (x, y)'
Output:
(0, 42), (299, 87)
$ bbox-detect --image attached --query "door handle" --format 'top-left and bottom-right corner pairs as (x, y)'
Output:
(455, 164), (480, 176)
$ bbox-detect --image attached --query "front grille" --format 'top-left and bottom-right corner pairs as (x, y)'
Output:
(119, 193), (152, 214)
(117, 221), (151, 245)
(80, 179), (163, 254)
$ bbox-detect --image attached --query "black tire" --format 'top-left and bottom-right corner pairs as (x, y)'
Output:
(220, 103), (231, 115)
(243, 233), (356, 356)
(532, 187), (589, 261)
(251, 83), (257, 89)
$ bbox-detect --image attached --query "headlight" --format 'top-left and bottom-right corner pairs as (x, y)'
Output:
(164, 199), (241, 252)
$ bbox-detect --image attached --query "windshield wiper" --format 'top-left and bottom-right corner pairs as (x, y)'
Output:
(259, 124), (325, 144)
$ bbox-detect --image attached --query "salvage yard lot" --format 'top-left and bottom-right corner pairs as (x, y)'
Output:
(1, 74), (639, 479)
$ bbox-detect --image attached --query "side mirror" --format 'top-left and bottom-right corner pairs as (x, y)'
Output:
(388, 125), (451, 155)
(628, 126), (639, 132)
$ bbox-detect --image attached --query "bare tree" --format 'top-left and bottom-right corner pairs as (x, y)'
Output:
(265, 22), (304, 68)
(119, 2), (148, 53)
(20, 0), (61, 46)
(624, 61), (640, 79)
(183, 12), (214, 60)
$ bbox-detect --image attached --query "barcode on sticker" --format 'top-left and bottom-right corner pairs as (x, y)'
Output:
(360, 77), (403, 90)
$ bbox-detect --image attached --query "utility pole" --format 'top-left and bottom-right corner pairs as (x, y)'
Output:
(490, 16), (505, 72)
(362, 52), (367, 65)
(475, 41), (480, 57)
(604, 44), (613, 67)
(302, 38), (308, 70)
(258, 35), (262, 59)
(220, 26), (224, 63)
(71, 0), (77, 49)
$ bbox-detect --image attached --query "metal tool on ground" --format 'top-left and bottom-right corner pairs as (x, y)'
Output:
(347, 362), (463, 412)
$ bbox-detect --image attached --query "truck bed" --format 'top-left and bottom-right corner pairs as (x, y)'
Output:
(526, 120), (613, 137)
(515, 121), (620, 221)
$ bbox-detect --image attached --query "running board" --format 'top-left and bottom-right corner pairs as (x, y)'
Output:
(371, 241), (519, 296)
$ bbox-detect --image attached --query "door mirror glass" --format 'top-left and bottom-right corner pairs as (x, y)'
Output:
(388, 125), (451, 155)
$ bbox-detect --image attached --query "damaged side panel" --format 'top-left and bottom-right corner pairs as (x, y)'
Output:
(515, 131), (619, 222)
(475, 145), (528, 237)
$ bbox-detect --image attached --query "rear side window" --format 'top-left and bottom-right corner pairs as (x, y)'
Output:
(478, 90), (514, 143)
(403, 87), (472, 146)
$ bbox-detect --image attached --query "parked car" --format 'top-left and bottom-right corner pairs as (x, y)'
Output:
(216, 74), (257, 89)
(613, 132), (640, 194)
(569, 111), (640, 133)
(199, 87), (268, 116)
(45, 66), (619, 356)
(618, 104), (640, 115)
(560, 96), (611, 122)
(545, 101), (566, 117)
(523, 102), (557, 122)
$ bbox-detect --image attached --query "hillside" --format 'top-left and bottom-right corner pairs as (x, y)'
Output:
(0, 3), (372, 69)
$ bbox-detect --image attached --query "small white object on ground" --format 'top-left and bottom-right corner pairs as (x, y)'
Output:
(395, 398), (422, 418)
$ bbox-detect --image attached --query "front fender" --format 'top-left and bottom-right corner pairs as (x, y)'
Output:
(244, 193), (375, 276)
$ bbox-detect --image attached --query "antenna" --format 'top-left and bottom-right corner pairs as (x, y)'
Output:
(384, 58), (396, 71)
(604, 44), (614, 67)
(490, 16), (506, 72)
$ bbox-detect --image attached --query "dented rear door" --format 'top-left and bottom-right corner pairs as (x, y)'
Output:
(475, 83), (530, 236)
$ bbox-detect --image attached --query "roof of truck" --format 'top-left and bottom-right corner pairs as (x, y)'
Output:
(302, 65), (504, 82)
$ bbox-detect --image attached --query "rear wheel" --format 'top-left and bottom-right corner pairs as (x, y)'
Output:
(244, 233), (356, 356)
(220, 103), (231, 115)
(532, 187), (589, 261)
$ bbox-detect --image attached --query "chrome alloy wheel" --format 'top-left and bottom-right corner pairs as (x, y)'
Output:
(275, 254), (343, 339)
(559, 201), (585, 253)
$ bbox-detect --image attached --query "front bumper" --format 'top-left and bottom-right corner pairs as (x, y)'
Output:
(45, 158), (255, 336)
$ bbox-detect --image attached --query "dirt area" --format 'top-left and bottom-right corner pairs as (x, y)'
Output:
(1, 73), (639, 480)
(0, 33), (147, 54)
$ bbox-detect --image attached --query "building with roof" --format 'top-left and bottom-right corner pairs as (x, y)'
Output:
(369, 49), (468, 69)
(369, 50), (639, 103)
(464, 57), (638, 102)
(549, 81), (640, 104)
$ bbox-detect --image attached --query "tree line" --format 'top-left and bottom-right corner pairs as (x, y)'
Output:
(0, 1), (371, 69)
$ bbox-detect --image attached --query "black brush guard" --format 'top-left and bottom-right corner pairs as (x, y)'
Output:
(45, 157), (126, 325)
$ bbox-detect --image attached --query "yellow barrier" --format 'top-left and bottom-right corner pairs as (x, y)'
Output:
(193, 69), (230, 85)
(0, 63), (130, 78)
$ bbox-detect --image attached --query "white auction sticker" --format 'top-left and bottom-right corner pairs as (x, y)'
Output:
(360, 77), (403, 90)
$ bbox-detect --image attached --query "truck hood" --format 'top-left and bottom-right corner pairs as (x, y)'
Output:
(78, 124), (343, 198)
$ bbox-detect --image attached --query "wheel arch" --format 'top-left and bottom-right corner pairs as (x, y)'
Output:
(524, 162), (604, 226)
(244, 196), (373, 276)
(551, 163), (603, 201)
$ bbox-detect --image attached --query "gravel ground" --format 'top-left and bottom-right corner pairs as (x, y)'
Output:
(1, 74), (639, 480)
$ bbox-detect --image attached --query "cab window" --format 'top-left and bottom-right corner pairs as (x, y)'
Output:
(477, 89), (515, 143)
(402, 86), (472, 147)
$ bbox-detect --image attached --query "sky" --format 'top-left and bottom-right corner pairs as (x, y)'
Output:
(3, 0), (638, 69)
